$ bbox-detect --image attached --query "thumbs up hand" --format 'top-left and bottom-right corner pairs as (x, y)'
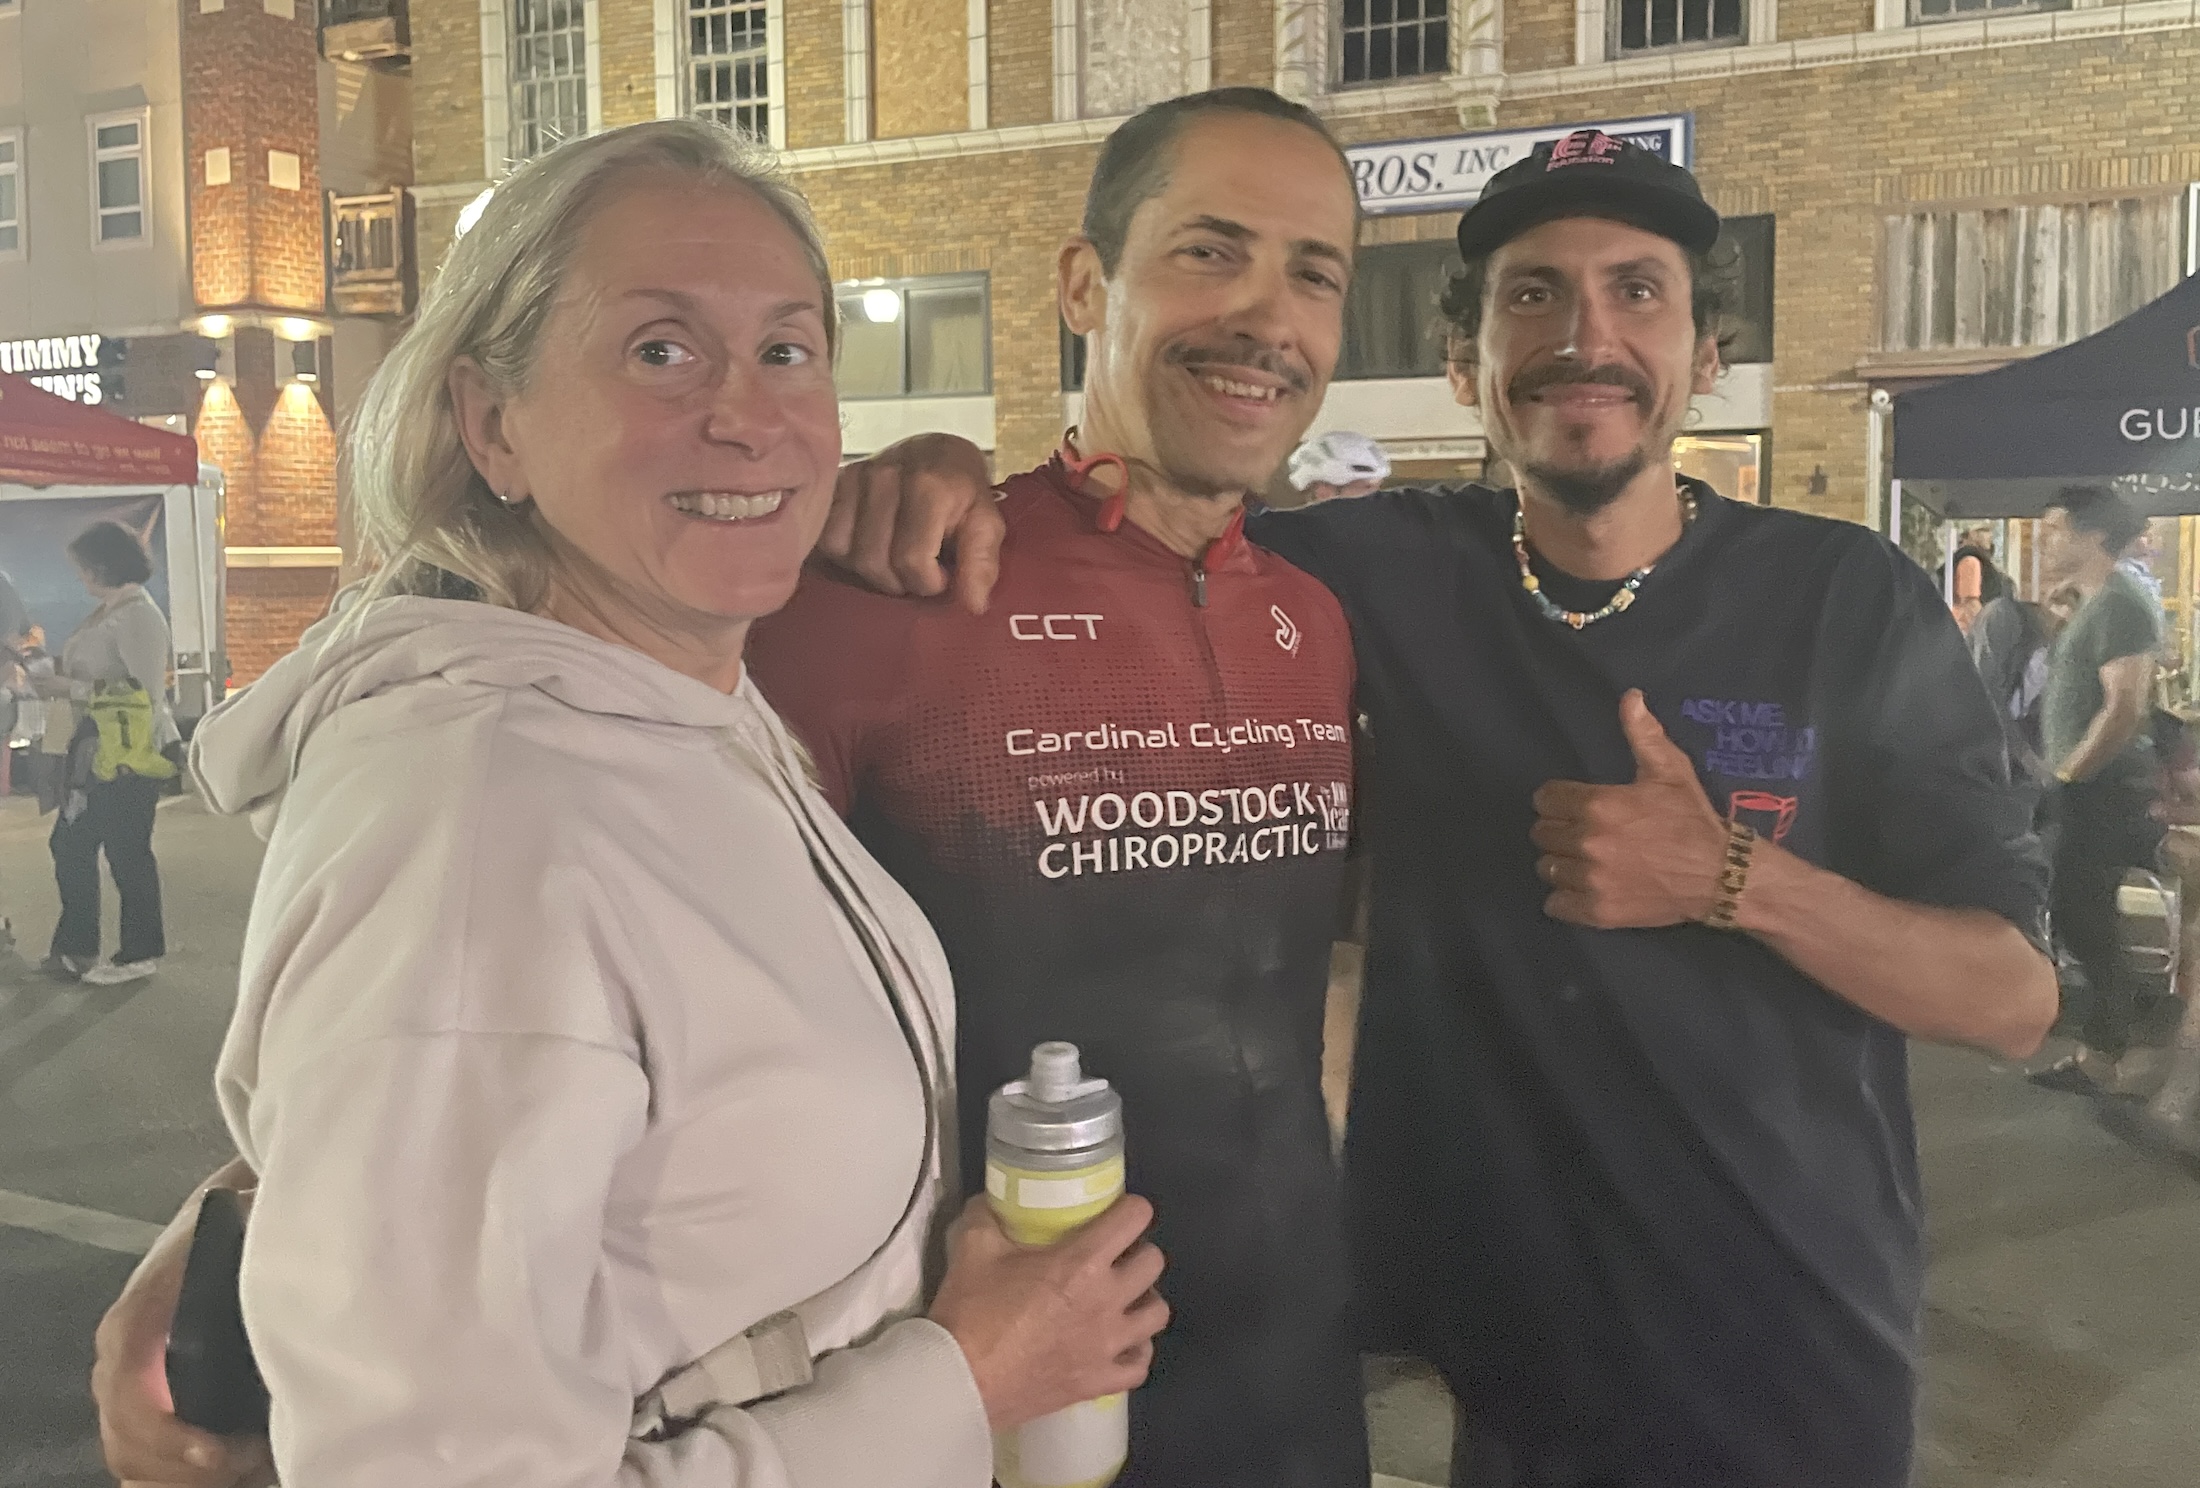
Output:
(1530, 690), (1729, 930)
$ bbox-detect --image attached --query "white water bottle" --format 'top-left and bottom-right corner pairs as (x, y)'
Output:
(985, 1042), (1130, 1488)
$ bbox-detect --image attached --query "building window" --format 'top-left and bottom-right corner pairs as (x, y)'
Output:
(1879, 194), (2184, 353)
(1338, 0), (1449, 86)
(331, 189), (414, 317)
(510, 0), (588, 161)
(835, 275), (990, 398)
(1911, 0), (2062, 21)
(0, 132), (19, 258)
(1336, 240), (1457, 380)
(1718, 213), (1776, 366)
(685, 0), (769, 140)
(1613, 0), (1743, 52)
(90, 112), (147, 246)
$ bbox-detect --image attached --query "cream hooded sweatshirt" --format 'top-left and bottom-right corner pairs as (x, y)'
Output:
(196, 596), (989, 1488)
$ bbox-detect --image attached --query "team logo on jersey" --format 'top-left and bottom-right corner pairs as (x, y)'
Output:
(1010, 613), (1104, 640)
(1271, 605), (1301, 655)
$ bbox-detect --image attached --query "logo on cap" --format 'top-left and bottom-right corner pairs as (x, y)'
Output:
(1547, 130), (1625, 171)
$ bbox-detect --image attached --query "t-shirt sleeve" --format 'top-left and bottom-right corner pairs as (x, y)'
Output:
(1836, 541), (2050, 947)
(745, 569), (916, 818)
(2091, 580), (2163, 668)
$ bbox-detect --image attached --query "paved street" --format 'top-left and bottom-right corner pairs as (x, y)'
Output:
(2, 790), (2197, 1486)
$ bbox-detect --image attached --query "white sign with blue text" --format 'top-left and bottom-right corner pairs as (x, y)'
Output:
(1346, 115), (1692, 218)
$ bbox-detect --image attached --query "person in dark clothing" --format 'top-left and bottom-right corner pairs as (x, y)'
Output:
(1950, 541), (2004, 635)
(817, 130), (2060, 1488)
(1969, 590), (2051, 789)
(2033, 484), (2165, 1093)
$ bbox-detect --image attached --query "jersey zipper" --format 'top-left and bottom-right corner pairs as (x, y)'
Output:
(1191, 562), (1208, 608)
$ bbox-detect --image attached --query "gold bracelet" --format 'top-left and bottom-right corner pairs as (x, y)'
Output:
(1703, 820), (1756, 931)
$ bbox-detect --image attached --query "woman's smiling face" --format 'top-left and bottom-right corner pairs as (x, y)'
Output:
(455, 173), (842, 660)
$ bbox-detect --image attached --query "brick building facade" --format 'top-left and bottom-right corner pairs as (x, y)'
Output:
(403, 0), (2197, 532)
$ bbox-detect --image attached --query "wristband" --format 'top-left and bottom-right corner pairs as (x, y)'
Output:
(1702, 819), (1756, 932)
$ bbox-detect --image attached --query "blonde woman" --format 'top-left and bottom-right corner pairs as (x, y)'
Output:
(89, 119), (1165, 1488)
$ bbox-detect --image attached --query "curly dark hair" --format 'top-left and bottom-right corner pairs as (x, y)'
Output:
(1438, 205), (1743, 369)
(68, 520), (154, 589)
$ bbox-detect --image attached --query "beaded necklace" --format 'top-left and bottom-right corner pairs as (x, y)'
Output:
(1512, 481), (1698, 630)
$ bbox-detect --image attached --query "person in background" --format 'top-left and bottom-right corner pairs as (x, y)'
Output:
(1950, 542), (2004, 636)
(1969, 577), (2050, 792)
(1287, 430), (1391, 504)
(2033, 485), (2164, 1095)
(38, 521), (177, 986)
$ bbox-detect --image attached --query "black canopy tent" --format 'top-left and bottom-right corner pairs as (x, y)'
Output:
(1890, 272), (2200, 520)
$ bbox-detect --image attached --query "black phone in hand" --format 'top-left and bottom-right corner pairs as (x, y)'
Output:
(165, 1187), (270, 1435)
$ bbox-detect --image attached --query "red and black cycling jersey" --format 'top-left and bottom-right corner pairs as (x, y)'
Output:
(749, 456), (1364, 1488)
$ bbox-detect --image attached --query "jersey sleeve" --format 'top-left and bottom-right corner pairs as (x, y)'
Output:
(1834, 539), (2050, 948)
(745, 569), (918, 819)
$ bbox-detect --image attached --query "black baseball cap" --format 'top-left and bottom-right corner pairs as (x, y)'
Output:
(1456, 129), (1721, 259)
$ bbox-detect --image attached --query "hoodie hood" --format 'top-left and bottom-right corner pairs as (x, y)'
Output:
(193, 595), (758, 831)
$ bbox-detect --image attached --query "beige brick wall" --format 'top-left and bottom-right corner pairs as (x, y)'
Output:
(602, 0), (664, 126)
(1214, 0), (1274, 86)
(1505, 0), (1575, 72)
(806, 146), (1099, 467)
(412, 0), (486, 185)
(401, 0), (2200, 524)
(786, 0), (848, 148)
(988, 0), (1055, 126)
(874, 0), (968, 137)
(1781, 0), (1875, 41)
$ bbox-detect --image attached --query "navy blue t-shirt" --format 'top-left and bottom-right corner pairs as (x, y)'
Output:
(1250, 483), (2047, 1488)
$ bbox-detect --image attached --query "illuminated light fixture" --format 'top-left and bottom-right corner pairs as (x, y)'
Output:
(196, 313), (234, 339)
(455, 186), (495, 238)
(275, 316), (320, 342)
(192, 337), (219, 381)
(290, 339), (319, 384)
(861, 288), (902, 324)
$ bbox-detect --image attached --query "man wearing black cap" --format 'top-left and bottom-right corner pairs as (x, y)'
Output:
(1272, 131), (2054, 1488)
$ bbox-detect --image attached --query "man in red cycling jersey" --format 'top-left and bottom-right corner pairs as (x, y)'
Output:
(749, 90), (1369, 1486)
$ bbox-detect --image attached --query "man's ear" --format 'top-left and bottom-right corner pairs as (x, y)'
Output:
(1446, 357), (1479, 410)
(448, 358), (525, 503)
(1060, 237), (1108, 336)
(1691, 333), (1721, 397)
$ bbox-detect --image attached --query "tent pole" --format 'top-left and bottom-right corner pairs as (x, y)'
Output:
(1943, 522), (1957, 604)
(1889, 479), (1903, 548)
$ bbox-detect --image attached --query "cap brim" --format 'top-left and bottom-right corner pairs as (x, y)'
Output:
(1457, 173), (1721, 259)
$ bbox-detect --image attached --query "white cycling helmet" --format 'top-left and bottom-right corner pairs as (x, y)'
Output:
(1287, 431), (1391, 492)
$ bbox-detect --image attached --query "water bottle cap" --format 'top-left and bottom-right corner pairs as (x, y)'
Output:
(989, 1041), (1121, 1152)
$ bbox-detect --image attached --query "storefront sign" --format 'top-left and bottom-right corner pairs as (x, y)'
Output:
(1345, 115), (1692, 218)
(0, 334), (107, 404)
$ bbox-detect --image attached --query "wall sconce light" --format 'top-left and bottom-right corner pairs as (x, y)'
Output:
(1808, 465), (1828, 497)
(192, 336), (219, 381)
(290, 339), (319, 384)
